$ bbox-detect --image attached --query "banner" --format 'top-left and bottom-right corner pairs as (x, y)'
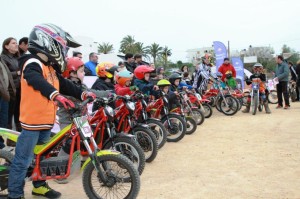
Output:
(231, 57), (244, 89)
(213, 41), (227, 70)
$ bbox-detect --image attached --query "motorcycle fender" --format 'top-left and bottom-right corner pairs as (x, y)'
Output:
(134, 123), (150, 129)
(146, 118), (161, 122)
(102, 133), (135, 147)
(161, 112), (181, 121)
(200, 99), (210, 103)
(81, 150), (120, 171)
(0, 128), (20, 143)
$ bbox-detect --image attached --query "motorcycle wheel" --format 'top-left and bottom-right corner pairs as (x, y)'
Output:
(219, 96), (239, 116)
(185, 116), (197, 135)
(103, 137), (145, 175)
(132, 127), (158, 163)
(0, 150), (14, 197)
(162, 114), (186, 142)
(252, 95), (259, 115)
(146, 119), (167, 149)
(268, 90), (278, 104)
(191, 108), (205, 125)
(202, 103), (213, 118)
(82, 154), (140, 199)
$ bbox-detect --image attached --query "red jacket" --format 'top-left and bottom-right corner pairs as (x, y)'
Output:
(115, 84), (134, 107)
(218, 63), (236, 81)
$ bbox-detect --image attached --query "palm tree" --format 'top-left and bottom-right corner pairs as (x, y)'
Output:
(98, 42), (114, 54)
(147, 43), (163, 65)
(135, 42), (150, 61)
(161, 46), (172, 67)
(119, 35), (136, 54)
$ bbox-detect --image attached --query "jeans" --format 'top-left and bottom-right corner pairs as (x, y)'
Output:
(0, 97), (9, 149)
(276, 81), (289, 106)
(8, 88), (21, 131)
(8, 129), (51, 198)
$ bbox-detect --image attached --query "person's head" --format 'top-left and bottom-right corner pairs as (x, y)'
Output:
(216, 72), (223, 80)
(276, 55), (284, 64)
(183, 72), (189, 78)
(156, 67), (164, 74)
(96, 62), (115, 82)
(134, 54), (142, 64)
(73, 51), (83, 59)
(181, 65), (188, 72)
(134, 65), (154, 81)
(63, 57), (85, 82)
(149, 63), (155, 69)
(225, 70), (233, 79)
(2, 37), (19, 55)
(18, 37), (28, 53)
(118, 61), (125, 67)
(202, 57), (210, 65)
(28, 23), (81, 72)
(125, 53), (134, 63)
(116, 70), (133, 87)
(157, 79), (171, 94)
(223, 58), (230, 65)
(89, 52), (98, 63)
(169, 73), (182, 86)
(288, 61), (293, 67)
(253, 63), (263, 74)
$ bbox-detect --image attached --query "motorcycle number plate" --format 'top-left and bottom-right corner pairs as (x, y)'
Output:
(74, 116), (93, 138)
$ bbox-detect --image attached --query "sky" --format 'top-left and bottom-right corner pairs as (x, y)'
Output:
(1, 0), (300, 62)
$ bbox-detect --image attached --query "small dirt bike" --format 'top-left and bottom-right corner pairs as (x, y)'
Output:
(146, 91), (186, 142)
(0, 98), (140, 198)
(114, 95), (158, 163)
(188, 92), (213, 119)
(250, 78), (263, 115)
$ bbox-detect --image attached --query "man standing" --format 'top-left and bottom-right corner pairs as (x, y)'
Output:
(73, 51), (83, 59)
(275, 55), (290, 109)
(124, 53), (135, 73)
(218, 58), (236, 82)
(18, 37), (28, 56)
(84, 52), (98, 76)
(134, 54), (143, 68)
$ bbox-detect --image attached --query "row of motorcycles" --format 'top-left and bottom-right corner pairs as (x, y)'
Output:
(0, 73), (279, 198)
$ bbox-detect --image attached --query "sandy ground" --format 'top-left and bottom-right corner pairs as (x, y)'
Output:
(20, 102), (300, 199)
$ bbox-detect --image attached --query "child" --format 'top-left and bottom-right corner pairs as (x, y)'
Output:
(225, 70), (237, 89)
(242, 63), (271, 114)
(182, 72), (192, 85)
(134, 65), (159, 97)
(91, 62), (117, 92)
(168, 73), (193, 93)
(156, 79), (180, 110)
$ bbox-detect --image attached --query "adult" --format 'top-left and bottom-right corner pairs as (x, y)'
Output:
(0, 56), (16, 149)
(18, 37), (28, 56)
(118, 61), (126, 71)
(193, 57), (213, 93)
(134, 54), (143, 67)
(288, 61), (299, 101)
(84, 52), (98, 76)
(1, 37), (21, 133)
(73, 51), (83, 59)
(218, 58), (236, 82)
(8, 23), (94, 199)
(124, 53), (135, 73)
(274, 55), (290, 109)
(296, 60), (300, 101)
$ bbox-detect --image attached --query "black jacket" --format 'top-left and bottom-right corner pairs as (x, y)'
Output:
(91, 77), (115, 92)
(124, 61), (136, 73)
(1, 53), (20, 88)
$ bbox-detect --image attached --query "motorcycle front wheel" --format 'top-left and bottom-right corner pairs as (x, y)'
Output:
(146, 119), (168, 149)
(161, 114), (186, 142)
(0, 150), (14, 197)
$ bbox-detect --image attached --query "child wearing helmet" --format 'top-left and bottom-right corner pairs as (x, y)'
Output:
(91, 62), (117, 92)
(225, 70), (237, 89)
(115, 70), (138, 96)
(168, 73), (193, 93)
(242, 63), (271, 114)
(157, 79), (180, 110)
(134, 65), (159, 96)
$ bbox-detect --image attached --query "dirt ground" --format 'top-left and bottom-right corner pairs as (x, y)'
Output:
(22, 102), (300, 199)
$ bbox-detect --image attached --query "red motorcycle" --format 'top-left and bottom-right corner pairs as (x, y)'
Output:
(188, 92), (213, 118)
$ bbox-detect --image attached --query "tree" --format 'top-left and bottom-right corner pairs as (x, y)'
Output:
(119, 35), (136, 54)
(98, 42), (114, 54)
(134, 42), (149, 60)
(161, 46), (172, 67)
(147, 43), (163, 65)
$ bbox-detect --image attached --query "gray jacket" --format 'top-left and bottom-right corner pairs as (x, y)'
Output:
(0, 57), (16, 101)
(275, 61), (289, 82)
(1, 53), (20, 88)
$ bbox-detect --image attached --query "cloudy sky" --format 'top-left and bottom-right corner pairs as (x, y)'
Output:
(1, 0), (300, 62)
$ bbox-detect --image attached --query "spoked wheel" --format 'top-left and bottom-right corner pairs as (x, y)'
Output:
(185, 117), (197, 135)
(190, 108), (205, 125)
(103, 137), (145, 175)
(82, 154), (140, 199)
(251, 94), (259, 115)
(146, 119), (167, 149)
(207, 97), (216, 107)
(268, 90), (278, 104)
(132, 127), (158, 163)
(202, 103), (213, 118)
(215, 97), (222, 113)
(162, 114), (186, 142)
(219, 96), (239, 116)
(0, 150), (14, 197)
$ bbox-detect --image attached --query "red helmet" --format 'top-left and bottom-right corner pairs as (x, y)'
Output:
(63, 57), (84, 78)
(134, 65), (154, 80)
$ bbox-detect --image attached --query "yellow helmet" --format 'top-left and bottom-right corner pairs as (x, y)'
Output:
(157, 79), (171, 87)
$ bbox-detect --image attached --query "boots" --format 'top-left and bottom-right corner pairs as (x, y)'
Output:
(264, 102), (271, 114)
(242, 102), (250, 113)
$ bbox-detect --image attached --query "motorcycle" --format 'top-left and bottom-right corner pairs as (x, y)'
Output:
(188, 92), (213, 119)
(0, 98), (140, 199)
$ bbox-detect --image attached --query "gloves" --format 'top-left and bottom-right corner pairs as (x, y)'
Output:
(54, 95), (75, 109)
(82, 92), (97, 101)
(108, 92), (117, 99)
(130, 86), (138, 91)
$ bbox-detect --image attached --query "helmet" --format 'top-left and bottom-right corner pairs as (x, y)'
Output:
(116, 70), (133, 86)
(134, 65), (154, 80)
(62, 57), (84, 78)
(168, 73), (182, 85)
(28, 23), (81, 72)
(106, 65), (120, 75)
(216, 72), (223, 77)
(96, 62), (115, 78)
(157, 79), (171, 87)
(253, 63), (263, 73)
(225, 70), (232, 79)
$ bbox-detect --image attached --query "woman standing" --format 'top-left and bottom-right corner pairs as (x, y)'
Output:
(1, 37), (21, 133)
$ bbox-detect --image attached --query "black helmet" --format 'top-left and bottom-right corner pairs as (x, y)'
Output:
(28, 23), (81, 72)
(106, 65), (120, 78)
(168, 73), (182, 85)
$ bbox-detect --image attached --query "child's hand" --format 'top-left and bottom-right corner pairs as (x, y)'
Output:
(153, 85), (159, 90)
(182, 86), (187, 90)
(174, 91), (179, 95)
(130, 86), (138, 91)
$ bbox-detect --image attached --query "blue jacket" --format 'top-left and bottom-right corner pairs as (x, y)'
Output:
(170, 82), (193, 92)
(275, 61), (289, 82)
(134, 79), (157, 96)
(84, 61), (97, 76)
